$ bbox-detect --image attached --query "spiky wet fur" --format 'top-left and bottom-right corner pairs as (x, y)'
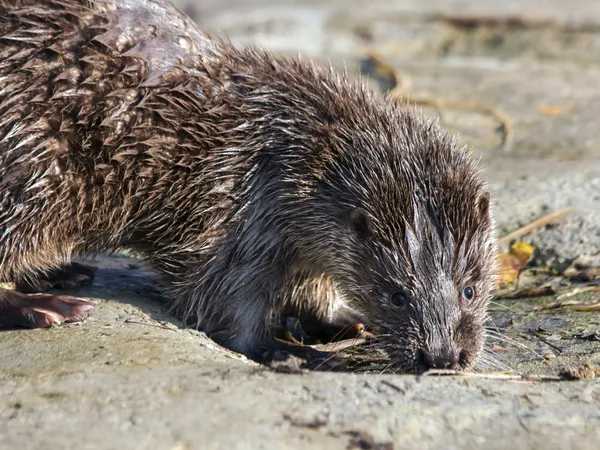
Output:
(0, 0), (497, 371)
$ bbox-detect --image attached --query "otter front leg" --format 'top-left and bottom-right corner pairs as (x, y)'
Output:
(277, 272), (368, 341)
(179, 246), (344, 371)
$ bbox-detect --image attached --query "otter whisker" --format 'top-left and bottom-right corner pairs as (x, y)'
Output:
(484, 330), (542, 359)
(487, 300), (515, 311)
(475, 351), (513, 372)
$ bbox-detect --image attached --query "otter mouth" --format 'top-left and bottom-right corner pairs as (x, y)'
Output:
(381, 341), (474, 374)
(414, 348), (470, 371)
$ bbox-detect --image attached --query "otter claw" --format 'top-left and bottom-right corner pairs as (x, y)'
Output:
(16, 262), (97, 293)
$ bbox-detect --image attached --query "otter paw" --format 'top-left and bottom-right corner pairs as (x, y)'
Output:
(258, 341), (347, 373)
(16, 262), (97, 293)
(0, 293), (94, 328)
(298, 308), (375, 342)
(326, 320), (376, 341)
(326, 308), (377, 339)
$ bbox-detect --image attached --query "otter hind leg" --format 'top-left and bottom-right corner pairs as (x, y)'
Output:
(0, 288), (94, 329)
(15, 262), (97, 293)
(0, 229), (96, 328)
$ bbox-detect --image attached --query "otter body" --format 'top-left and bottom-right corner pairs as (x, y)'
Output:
(0, 0), (497, 372)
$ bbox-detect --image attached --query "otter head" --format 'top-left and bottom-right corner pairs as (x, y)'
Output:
(317, 108), (497, 374)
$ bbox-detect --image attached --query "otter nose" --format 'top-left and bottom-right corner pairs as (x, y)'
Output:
(418, 347), (460, 369)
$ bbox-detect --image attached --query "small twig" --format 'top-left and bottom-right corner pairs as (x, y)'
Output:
(555, 286), (600, 301)
(124, 318), (176, 331)
(310, 337), (368, 353)
(420, 369), (520, 379)
(419, 370), (565, 382)
(497, 208), (575, 249)
(535, 299), (583, 310)
(529, 331), (563, 353)
(374, 42), (513, 154)
(574, 302), (600, 312)
(380, 379), (407, 394)
(516, 413), (530, 432)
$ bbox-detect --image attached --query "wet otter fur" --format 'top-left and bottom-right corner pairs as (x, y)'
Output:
(0, 0), (497, 373)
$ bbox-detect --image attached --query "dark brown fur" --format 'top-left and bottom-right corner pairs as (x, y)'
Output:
(0, 0), (497, 372)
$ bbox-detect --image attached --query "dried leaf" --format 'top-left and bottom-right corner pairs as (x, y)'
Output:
(496, 253), (521, 286)
(559, 363), (600, 380)
(511, 241), (535, 261)
(538, 105), (572, 116)
(496, 242), (535, 286)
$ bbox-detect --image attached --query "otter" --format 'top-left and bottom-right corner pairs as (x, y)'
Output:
(0, 0), (497, 373)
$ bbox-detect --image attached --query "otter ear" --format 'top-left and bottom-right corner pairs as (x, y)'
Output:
(477, 192), (490, 218)
(350, 208), (370, 237)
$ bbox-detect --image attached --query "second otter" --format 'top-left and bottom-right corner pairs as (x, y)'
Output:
(0, 0), (497, 373)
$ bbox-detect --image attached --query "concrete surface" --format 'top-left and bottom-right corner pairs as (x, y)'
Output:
(1, 0), (600, 449)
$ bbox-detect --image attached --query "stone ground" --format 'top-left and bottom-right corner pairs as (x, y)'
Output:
(1, 0), (600, 449)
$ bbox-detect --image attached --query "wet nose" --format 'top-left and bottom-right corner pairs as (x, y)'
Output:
(418, 347), (460, 369)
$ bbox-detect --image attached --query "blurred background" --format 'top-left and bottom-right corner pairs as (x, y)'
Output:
(175, 0), (600, 159)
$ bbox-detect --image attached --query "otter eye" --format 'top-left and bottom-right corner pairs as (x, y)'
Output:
(462, 285), (475, 302)
(390, 292), (407, 308)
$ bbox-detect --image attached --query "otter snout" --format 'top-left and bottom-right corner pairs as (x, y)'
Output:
(416, 346), (465, 370)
